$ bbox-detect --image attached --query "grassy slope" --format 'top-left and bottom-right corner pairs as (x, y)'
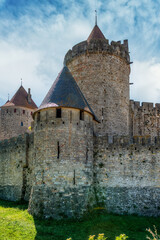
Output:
(0, 200), (160, 240)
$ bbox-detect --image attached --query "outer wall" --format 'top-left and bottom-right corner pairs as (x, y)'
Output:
(67, 53), (130, 136)
(94, 136), (160, 216)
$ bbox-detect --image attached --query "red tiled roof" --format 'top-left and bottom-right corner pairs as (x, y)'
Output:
(2, 86), (37, 109)
(87, 25), (105, 42)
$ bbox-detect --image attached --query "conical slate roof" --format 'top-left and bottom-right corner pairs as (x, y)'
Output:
(87, 25), (105, 42)
(39, 66), (98, 121)
(2, 86), (37, 109)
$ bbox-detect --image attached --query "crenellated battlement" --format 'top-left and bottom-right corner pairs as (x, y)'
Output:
(94, 134), (160, 148)
(130, 100), (160, 112)
(64, 39), (130, 65)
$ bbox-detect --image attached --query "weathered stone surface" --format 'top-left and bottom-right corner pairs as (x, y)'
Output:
(0, 107), (34, 141)
(28, 108), (96, 218)
(0, 133), (34, 202)
(130, 100), (160, 142)
(65, 39), (130, 137)
(94, 135), (160, 216)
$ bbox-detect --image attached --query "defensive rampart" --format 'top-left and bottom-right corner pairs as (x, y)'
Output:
(0, 131), (160, 217)
(94, 135), (160, 216)
(130, 100), (160, 141)
(0, 133), (34, 201)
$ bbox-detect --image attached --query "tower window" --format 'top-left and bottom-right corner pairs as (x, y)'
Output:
(21, 122), (23, 126)
(14, 109), (16, 113)
(102, 108), (104, 122)
(37, 112), (40, 122)
(80, 110), (84, 121)
(31, 112), (32, 115)
(70, 111), (72, 123)
(73, 170), (76, 185)
(86, 147), (88, 163)
(57, 141), (60, 159)
(56, 108), (61, 118)
(23, 110), (25, 114)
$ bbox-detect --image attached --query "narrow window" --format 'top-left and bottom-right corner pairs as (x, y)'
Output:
(23, 110), (25, 114)
(57, 141), (60, 159)
(7, 109), (8, 113)
(21, 122), (23, 126)
(102, 108), (104, 122)
(80, 110), (84, 120)
(14, 109), (16, 113)
(31, 112), (32, 115)
(37, 112), (40, 122)
(86, 147), (88, 163)
(73, 170), (76, 185)
(70, 111), (72, 123)
(56, 108), (61, 118)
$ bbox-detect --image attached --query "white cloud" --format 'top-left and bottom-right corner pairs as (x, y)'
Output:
(130, 59), (160, 104)
(0, 0), (160, 107)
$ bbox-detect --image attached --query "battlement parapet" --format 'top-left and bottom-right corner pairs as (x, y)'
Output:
(130, 100), (160, 113)
(0, 133), (30, 151)
(64, 39), (130, 65)
(94, 135), (160, 148)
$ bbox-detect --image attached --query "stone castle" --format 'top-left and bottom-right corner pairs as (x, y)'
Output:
(0, 21), (160, 219)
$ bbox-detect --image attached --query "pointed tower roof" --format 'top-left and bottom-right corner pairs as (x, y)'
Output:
(2, 86), (37, 109)
(87, 24), (106, 42)
(39, 66), (98, 121)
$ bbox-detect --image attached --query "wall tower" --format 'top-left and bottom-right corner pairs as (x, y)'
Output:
(64, 22), (131, 137)
(29, 66), (98, 218)
(0, 86), (37, 140)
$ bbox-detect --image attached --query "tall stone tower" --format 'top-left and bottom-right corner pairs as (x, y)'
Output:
(64, 22), (131, 137)
(29, 66), (98, 218)
(0, 86), (37, 140)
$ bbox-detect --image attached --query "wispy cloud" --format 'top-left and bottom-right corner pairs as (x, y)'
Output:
(0, 0), (160, 106)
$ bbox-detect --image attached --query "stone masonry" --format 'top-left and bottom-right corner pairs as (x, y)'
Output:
(0, 22), (160, 219)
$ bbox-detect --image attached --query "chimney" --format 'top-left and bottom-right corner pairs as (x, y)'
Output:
(27, 88), (32, 104)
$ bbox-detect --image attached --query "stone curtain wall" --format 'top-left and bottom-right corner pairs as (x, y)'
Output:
(0, 106), (34, 141)
(130, 101), (160, 142)
(94, 136), (160, 216)
(65, 39), (130, 137)
(28, 108), (96, 219)
(0, 133), (34, 201)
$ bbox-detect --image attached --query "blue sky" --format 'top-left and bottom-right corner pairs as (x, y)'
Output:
(0, 0), (160, 106)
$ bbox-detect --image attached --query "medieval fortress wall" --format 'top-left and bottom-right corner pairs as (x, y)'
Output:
(0, 24), (160, 218)
(0, 133), (34, 202)
(130, 100), (160, 141)
(94, 136), (160, 216)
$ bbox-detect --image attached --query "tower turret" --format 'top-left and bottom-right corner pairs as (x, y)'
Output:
(64, 23), (130, 137)
(0, 86), (37, 140)
(28, 66), (98, 218)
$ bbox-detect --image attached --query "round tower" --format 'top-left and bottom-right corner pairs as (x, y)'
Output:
(64, 23), (131, 137)
(28, 66), (98, 219)
(0, 86), (37, 140)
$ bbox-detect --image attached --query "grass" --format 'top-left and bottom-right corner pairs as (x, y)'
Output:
(0, 200), (160, 240)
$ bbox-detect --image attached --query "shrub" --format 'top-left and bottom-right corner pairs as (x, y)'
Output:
(146, 226), (160, 240)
